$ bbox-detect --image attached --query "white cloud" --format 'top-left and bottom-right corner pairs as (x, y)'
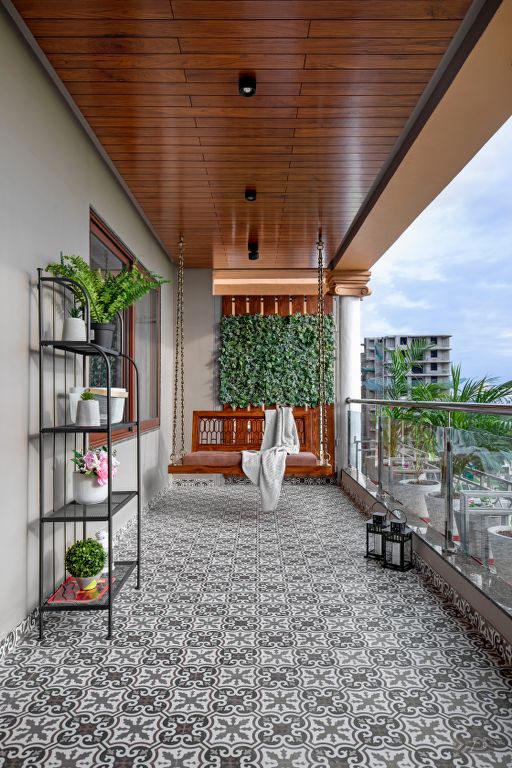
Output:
(361, 116), (512, 381)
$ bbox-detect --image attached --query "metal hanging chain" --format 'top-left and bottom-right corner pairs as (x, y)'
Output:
(317, 235), (330, 466)
(170, 235), (185, 464)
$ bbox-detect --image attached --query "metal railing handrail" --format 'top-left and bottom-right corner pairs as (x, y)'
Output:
(347, 397), (512, 418)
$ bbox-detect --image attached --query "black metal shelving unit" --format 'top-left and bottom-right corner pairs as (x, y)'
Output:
(37, 270), (141, 639)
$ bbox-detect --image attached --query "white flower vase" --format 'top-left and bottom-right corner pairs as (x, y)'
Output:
(73, 473), (108, 505)
(76, 398), (100, 427)
(62, 317), (87, 342)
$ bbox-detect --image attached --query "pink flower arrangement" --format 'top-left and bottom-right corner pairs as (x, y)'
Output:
(71, 446), (119, 486)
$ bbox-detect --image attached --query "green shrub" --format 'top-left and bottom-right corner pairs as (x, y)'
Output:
(219, 313), (334, 408)
(65, 538), (105, 577)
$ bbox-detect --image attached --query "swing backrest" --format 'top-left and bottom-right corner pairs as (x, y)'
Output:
(192, 407), (315, 453)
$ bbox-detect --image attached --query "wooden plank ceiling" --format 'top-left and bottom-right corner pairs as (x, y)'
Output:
(14, 1), (472, 268)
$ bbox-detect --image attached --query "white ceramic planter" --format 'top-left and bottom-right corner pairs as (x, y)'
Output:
(488, 526), (512, 584)
(73, 472), (108, 505)
(76, 398), (100, 427)
(62, 317), (87, 342)
(68, 387), (87, 423)
(88, 388), (128, 424)
(425, 492), (461, 535)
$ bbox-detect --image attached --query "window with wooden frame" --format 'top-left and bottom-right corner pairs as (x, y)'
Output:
(89, 211), (161, 443)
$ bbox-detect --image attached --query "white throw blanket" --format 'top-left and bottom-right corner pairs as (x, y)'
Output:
(242, 407), (300, 511)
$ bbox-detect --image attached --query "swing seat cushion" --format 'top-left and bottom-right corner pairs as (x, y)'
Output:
(181, 451), (318, 467)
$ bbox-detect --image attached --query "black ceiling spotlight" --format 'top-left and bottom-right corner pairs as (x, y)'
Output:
(239, 73), (256, 97)
(248, 241), (259, 261)
(245, 187), (257, 201)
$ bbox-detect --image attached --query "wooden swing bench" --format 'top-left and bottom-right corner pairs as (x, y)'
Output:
(168, 408), (333, 477)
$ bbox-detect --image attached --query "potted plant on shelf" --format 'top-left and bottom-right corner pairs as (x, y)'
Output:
(75, 390), (100, 427)
(46, 254), (168, 349)
(62, 305), (87, 342)
(65, 538), (106, 591)
(71, 446), (119, 505)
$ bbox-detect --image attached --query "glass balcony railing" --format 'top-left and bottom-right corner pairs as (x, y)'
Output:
(347, 397), (512, 614)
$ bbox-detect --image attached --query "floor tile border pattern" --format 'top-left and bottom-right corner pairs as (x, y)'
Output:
(414, 553), (512, 665)
(0, 485), (170, 662)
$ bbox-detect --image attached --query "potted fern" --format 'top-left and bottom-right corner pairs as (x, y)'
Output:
(46, 254), (168, 349)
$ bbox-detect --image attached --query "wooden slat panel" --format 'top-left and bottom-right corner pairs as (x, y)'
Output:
(291, 296), (305, 314)
(222, 296), (233, 315)
(170, 2), (470, 20)
(47, 53), (306, 69)
(263, 296), (277, 315)
(248, 296), (262, 314)
(28, 19), (310, 37)
(185, 68), (435, 83)
(234, 297), (247, 315)
(38, 37), (181, 54)
(15, 1), (175, 19)
(180, 37), (451, 55)
(277, 296), (291, 316)
(67, 82), (302, 96)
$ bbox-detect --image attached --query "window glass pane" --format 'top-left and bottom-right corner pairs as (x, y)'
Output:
(135, 289), (159, 421)
(89, 232), (125, 389)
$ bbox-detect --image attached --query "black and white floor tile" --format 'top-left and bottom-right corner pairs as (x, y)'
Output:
(1, 485), (511, 767)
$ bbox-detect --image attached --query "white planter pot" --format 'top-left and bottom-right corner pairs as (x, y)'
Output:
(62, 317), (87, 342)
(88, 388), (128, 424)
(73, 472), (108, 505)
(76, 399), (100, 427)
(75, 574), (102, 591)
(392, 479), (439, 520)
(488, 526), (512, 584)
(68, 387), (87, 423)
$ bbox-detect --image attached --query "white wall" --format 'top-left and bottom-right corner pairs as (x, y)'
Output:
(0, 9), (174, 641)
(182, 269), (220, 452)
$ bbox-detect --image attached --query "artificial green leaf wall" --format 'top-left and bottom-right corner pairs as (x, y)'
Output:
(219, 313), (334, 407)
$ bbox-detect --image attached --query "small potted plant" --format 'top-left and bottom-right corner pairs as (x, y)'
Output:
(72, 446), (119, 505)
(65, 538), (106, 591)
(75, 390), (100, 427)
(46, 254), (168, 349)
(62, 305), (87, 342)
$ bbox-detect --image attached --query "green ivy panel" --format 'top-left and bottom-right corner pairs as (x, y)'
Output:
(219, 313), (335, 408)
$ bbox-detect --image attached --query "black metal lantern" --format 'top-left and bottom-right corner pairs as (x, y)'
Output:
(365, 503), (389, 560)
(383, 509), (413, 572)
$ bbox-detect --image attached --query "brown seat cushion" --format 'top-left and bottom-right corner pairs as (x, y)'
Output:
(181, 451), (318, 468)
(182, 451), (242, 467)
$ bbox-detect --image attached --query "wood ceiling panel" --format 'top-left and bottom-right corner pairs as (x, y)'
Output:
(12, 0), (472, 268)
(170, 2), (470, 20)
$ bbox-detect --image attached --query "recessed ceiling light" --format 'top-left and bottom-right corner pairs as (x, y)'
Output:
(245, 187), (257, 201)
(239, 74), (256, 97)
(248, 241), (259, 261)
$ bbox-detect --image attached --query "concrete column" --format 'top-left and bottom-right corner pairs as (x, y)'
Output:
(335, 295), (362, 473)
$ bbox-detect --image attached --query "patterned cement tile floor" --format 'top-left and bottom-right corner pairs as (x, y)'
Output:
(1, 484), (511, 768)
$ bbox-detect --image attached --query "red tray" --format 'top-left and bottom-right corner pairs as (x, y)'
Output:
(48, 575), (114, 604)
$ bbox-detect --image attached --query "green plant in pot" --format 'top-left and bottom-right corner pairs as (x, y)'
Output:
(46, 254), (169, 349)
(65, 538), (106, 591)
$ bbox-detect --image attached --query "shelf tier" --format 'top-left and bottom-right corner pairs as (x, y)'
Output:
(42, 422), (136, 434)
(41, 560), (137, 612)
(41, 340), (119, 356)
(42, 490), (137, 523)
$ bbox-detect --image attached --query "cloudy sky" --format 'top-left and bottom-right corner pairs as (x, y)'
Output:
(361, 116), (512, 383)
